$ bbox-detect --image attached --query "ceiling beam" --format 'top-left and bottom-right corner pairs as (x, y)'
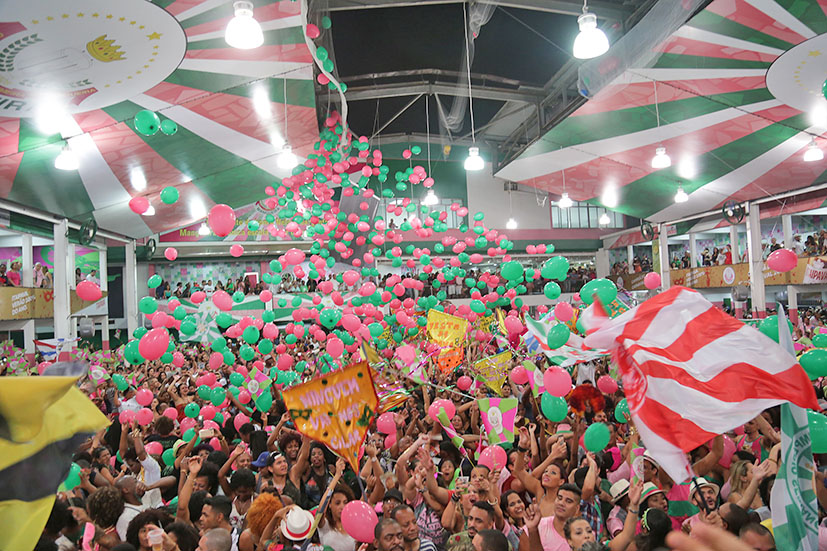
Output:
(322, 81), (545, 103)
(326, 0), (632, 20)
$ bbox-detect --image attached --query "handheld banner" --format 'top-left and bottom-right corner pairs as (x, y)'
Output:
(282, 361), (378, 471)
(478, 397), (518, 445)
(437, 346), (464, 373)
(522, 360), (545, 398)
(473, 351), (511, 395)
(427, 309), (468, 348)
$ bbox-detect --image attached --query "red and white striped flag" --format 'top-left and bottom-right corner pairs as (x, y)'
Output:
(584, 286), (818, 482)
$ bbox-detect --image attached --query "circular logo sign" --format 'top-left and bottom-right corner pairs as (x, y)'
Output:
(0, 0), (185, 116)
(766, 34), (827, 119)
(722, 266), (736, 285)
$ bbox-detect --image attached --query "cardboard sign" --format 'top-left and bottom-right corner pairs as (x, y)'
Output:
(282, 361), (378, 471)
(427, 309), (468, 348)
(437, 346), (464, 373)
(478, 397), (518, 445)
(473, 351), (511, 395)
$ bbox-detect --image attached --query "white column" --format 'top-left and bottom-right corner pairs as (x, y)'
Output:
(21, 234), (32, 287)
(658, 224), (671, 289)
(53, 220), (71, 358)
(730, 225), (740, 264)
(595, 248), (610, 279)
(782, 214), (793, 249)
(125, 241), (139, 337)
(626, 245), (634, 274)
(745, 203), (766, 318)
(689, 233), (698, 268)
(67, 244), (76, 289)
(99, 247), (109, 349)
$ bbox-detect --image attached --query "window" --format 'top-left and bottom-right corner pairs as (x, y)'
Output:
(551, 201), (624, 228)
(379, 197), (463, 229)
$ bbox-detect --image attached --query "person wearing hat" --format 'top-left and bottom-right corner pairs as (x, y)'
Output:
(681, 477), (722, 533)
(640, 482), (682, 532)
(606, 480), (630, 537)
(382, 488), (404, 518)
(280, 506), (315, 544)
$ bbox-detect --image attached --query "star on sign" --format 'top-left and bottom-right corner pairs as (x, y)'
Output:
(147, 32), (162, 40)
(809, 50), (822, 57)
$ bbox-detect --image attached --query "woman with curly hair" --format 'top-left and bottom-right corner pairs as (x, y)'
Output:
(86, 486), (124, 539)
(126, 509), (173, 550)
(238, 493), (284, 551)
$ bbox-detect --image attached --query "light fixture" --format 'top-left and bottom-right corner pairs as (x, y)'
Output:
(423, 189), (439, 206)
(35, 94), (71, 135)
(506, 217), (518, 229)
(198, 223), (210, 236)
(130, 167), (147, 191)
(804, 140), (823, 162)
(225, 1), (263, 49)
(54, 145), (78, 170)
(599, 212), (611, 226)
(572, 1), (609, 59)
(505, 190), (517, 229)
(464, 146), (484, 171)
(559, 168), (572, 208)
(674, 186), (688, 203)
(651, 146), (672, 168)
(143, 204), (155, 216)
(277, 145), (298, 169)
(601, 185), (618, 208)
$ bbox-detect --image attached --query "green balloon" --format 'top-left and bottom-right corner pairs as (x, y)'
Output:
(184, 403), (200, 419)
(580, 278), (617, 306)
(801, 349), (827, 380)
(172, 306), (186, 321)
(162, 448), (175, 467)
(501, 261), (524, 281)
(809, 410), (827, 453)
(369, 323), (384, 337)
(813, 333), (827, 348)
(113, 373), (128, 391)
(758, 315), (794, 344)
(470, 299), (486, 314)
(583, 423), (610, 452)
(546, 323), (570, 349)
(543, 281), (562, 300)
(160, 186), (179, 204)
(223, 350), (235, 366)
(230, 372), (245, 386)
(541, 393), (567, 422)
(262, 310), (276, 323)
(233, 291), (245, 303)
(180, 321), (196, 335)
(161, 352), (173, 364)
(134, 109), (160, 136)
(124, 340), (144, 366)
(320, 309), (341, 329)
(147, 274), (162, 289)
(211, 337), (227, 352)
(210, 387), (226, 406)
(61, 463), (82, 491)
(133, 327), (147, 339)
(242, 326), (260, 344)
(258, 338), (273, 354)
(256, 391), (273, 412)
(542, 256), (570, 281)
(139, 296), (158, 314)
(615, 399), (630, 423)
(183, 428), (199, 443)
(159, 119), (178, 136)
(198, 384), (212, 400)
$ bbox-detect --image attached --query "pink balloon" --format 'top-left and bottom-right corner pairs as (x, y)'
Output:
(163, 407), (178, 420)
(180, 417), (197, 434)
(263, 322), (278, 339)
(164, 247), (178, 261)
(384, 433), (397, 449)
(212, 290), (233, 311)
(341, 314), (360, 332)
(201, 405), (217, 420)
(144, 441), (163, 455)
(76, 280), (102, 301)
(596, 375), (618, 395)
(136, 407), (154, 426)
(209, 352), (224, 370)
(209, 437), (222, 451)
(128, 196), (149, 215)
(479, 445), (507, 470)
(376, 412), (396, 434)
(139, 328), (169, 361)
(457, 375), (473, 391)
(326, 337), (344, 358)
(767, 248), (797, 272)
(341, 501), (379, 543)
(135, 388), (153, 406)
(208, 204), (236, 237)
(554, 302), (573, 322)
(643, 272), (661, 290)
(718, 434), (737, 468)
(119, 410), (136, 424)
(359, 282), (376, 296)
(342, 270), (360, 286)
(277, 354), (294, 370)
(191, 291), (206, 304)
(544, 367), (572, 397)
(284, 248), (306, 265)
(504, 316), (523, 335)
(172, 352), (185, 367)
(306, 22), (320, 39)
(234, 413), (250, 432)
(259, 290), (272, 302)
(510, 366), (528, 385)
(230, 244), (244, 257)
(238, 389), (252, 404)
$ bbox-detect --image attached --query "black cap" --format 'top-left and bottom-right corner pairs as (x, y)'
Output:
(383, 489), (403, 503)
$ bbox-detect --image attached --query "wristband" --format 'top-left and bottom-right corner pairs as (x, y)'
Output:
(628, 508), (639, 515)
(517, 445), (529, 453)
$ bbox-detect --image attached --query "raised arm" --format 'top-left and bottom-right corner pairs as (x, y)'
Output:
(218, 444), (245, 496)
(176, 456), (203, 525)
(580, 453), (598, 503)
(513, 427), (544, 498)
(289, 436), (311, 487)
(692, 435), (723, 477)
(419, 447), (451, 505)
(608, 478), (642, 551)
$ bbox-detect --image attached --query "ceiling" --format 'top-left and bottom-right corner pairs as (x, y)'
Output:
(496, 0), (827, 224)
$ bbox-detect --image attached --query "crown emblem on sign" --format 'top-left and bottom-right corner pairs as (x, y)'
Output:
(86, 35), (125, 62)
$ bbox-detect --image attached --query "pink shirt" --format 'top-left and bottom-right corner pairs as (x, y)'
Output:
(607, 505), (625, 537)
(538, 516), (571, 551)
(7, 270), (20, 286)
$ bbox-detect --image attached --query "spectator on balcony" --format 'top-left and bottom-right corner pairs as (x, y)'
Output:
(769, 237), (781, 253)
(33, 262), (44, 287)
(86, 269), (99, 285)
(805, 235), (818, 256)
(0, 263), (10, 286)
(701, 249), (711, 266)
(40, 265), (52, 288)
(7, 261), (21, 287)
(75, 267), (83, 286)
(724, 245), (733, 265)
(792, 234), (805, 256)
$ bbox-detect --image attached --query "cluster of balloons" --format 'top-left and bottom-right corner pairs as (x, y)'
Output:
(133, 109), (179, 137)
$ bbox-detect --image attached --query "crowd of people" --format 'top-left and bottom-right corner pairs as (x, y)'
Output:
(0, 261), (55, 287)
(28, 320), (813, 551)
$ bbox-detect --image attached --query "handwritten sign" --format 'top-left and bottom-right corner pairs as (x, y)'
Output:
(282, 361), (378, 471)
(427, 309), (468, 348)
(473, 351), (511, 395)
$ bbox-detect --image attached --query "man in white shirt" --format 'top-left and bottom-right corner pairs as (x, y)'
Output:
(792, 235), (805, 256)
(123, 427), (164, 508)
(115, 476), (148, 540)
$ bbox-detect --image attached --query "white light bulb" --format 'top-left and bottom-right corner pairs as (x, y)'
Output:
(130, 167), (147, 191)
(143, 204), (155, 216)
(558, 192), (573, 209)
(464, 146), (484, 171)
(651, 146), (671, 169)
(599, 212), (611, 226)
(804, 141), (823, 162)
(199, 223), (210, 236)
(674, 186), (688, 203)
(601, 186), (618, 208)
(573, 11), (609, 59)
(54, 146), (78, 170)
(423, 189), (439, 206)
(225, 1), (263, 49)
(277, 145), (298, 169)
(506, 217), (518, 229)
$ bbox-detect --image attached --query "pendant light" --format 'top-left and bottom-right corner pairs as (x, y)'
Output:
(506, 190), (517, 229)
(598, 212), (610, 226)
(54, 145), (78, 170)
(573, 0), (609, 59)
(198, 223), (210, 236)
(674, 186), (688, 203)
(558, 168), (572, 208)
(462, 3), (484, 172)
(464, 146), (484, 171)
(804, 139), (823, 162)
(225, 1), (263, 49)
(423, 189), (439, 206)
(277, 75), (298, 169)
(650, 80), (671, 169)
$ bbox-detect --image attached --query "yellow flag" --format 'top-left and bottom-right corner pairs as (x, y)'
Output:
(427, 309), (468, 348)
(473, 351), (512, 395)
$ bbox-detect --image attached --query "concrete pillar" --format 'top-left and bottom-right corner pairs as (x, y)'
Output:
(745, 203), (766, 318)
(595, 248), (610, 279)
(689, 233), (698, 268)
(782, 214), (793, 249)
(658, 224), (671, 289)
(53, 220), (71, 359)
(99, 247), (109, 350)
(21, 234), (34, 361)
(788, 285), (798, 324)
(730, 225), (739, 265)
(125, 241), (139, 337)
(626, 245), (634, 274)
(68, 243), (76, 289)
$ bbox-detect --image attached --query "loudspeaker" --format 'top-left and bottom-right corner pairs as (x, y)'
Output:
(79, 317), (95, 339)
